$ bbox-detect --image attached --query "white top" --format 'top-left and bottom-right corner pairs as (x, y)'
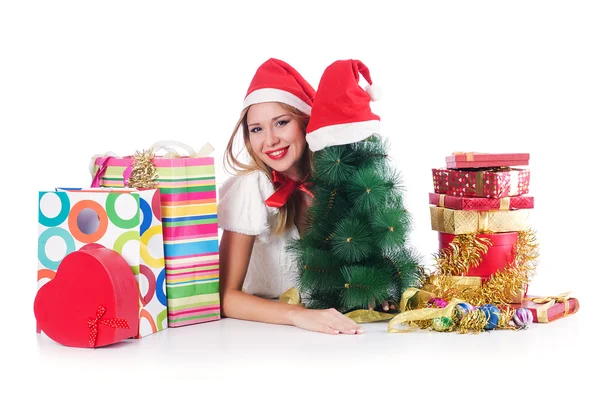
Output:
(217, 170), (300, 299)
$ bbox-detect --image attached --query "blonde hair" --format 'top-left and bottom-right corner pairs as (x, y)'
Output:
(224, 102), (313, 235)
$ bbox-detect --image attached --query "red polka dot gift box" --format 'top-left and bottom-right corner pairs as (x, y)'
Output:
(37, 188), (167, 340)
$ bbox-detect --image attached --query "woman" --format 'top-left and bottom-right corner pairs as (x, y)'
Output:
(218, 58), (363, 335)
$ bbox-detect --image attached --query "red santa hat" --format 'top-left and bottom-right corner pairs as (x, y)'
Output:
(243, 58), (315, 115)
(306, 59), (382, 152)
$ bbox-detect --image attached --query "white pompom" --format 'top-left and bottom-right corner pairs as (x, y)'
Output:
(365, 84), (382, 101)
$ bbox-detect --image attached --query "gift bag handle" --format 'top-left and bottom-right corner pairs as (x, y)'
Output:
(149, 140), (214, 158)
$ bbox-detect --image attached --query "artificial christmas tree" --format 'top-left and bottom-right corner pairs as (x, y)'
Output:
(288, 59), (423, 313)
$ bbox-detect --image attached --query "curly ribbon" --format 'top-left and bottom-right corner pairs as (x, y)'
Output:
(389, 288), (465, 333)
(279, 287), (305, 307)
(265, 171), (314, 208)
(524, 291), (572, 323)
(87, 305), (130, 347)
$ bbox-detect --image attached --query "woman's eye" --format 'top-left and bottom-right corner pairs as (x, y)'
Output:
(276, 120), (289, 127)
(250, 127), (262, 133)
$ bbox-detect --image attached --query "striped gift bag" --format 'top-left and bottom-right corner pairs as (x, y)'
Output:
(90, 141), (220, 327)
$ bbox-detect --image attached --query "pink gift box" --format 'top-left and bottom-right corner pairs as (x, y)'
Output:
(429, 193), (534, 211)
(446, 152), (530, 169)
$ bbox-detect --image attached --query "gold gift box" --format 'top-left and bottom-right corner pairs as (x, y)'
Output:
(430, 206), (531, 234)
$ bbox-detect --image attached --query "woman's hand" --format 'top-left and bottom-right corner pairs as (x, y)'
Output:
(288, 307), (364, 335)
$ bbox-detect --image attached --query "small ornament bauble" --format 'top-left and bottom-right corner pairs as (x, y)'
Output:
(513, 308), (533, 329)
(428, 298), (448, 308)
(454, 302), (475, 320)
(478, 304), (501, 330)
(432, 317), (454, 332)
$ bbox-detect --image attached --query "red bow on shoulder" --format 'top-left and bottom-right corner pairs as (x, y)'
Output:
(265, 171), (314, 208)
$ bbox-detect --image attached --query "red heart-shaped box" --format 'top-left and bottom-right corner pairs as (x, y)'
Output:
(34, 243), (139, 348)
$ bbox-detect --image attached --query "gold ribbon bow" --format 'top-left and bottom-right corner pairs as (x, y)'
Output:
(524, 291), (572, 322)
(529, 291), (570, 304)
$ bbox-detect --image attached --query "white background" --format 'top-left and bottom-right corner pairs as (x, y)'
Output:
(1, 1), (598, 395)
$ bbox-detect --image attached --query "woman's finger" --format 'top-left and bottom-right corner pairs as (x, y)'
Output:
(324, 310), (363, 334)
(317, 325), (340, 335)
(329, 308), (362, 327)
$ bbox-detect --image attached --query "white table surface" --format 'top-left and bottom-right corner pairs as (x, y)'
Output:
(10, 307), (594, 396)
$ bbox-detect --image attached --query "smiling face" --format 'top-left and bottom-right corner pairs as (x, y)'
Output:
(246, 102), (308, 179)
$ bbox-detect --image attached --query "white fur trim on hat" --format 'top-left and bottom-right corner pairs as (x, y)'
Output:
(243, 88), (312, 115)
(365, 84), (382, 101)
(306, 119), (380, 152)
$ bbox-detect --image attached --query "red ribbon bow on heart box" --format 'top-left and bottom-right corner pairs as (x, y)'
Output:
(87, 305), (130, 347)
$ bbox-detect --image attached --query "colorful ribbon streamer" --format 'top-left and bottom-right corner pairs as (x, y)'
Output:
(87, 305), (130, 347)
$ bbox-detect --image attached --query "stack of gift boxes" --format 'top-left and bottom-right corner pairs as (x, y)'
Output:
(429, 152), (534, 303)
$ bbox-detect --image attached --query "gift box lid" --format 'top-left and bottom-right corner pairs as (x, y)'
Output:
(446, 152), (530, 169)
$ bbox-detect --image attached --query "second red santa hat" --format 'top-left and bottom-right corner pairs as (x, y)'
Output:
(306, 59), (382, 152)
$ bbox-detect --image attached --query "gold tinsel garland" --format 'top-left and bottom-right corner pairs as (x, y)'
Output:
(435, 233), (492, 275)
(389, 229), (539, 333)
(428, 229), (538, 306)
(456, 310), (488, 334)
(126, 150), (159, 189)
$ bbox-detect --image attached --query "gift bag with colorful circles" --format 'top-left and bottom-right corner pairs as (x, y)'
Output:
(37, 188), (167, 338)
